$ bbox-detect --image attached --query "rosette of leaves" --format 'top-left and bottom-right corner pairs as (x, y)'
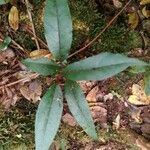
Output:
(22, 0), (148, 150)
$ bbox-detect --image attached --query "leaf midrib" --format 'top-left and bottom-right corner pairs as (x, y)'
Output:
(55, 0), (61, 58)
(65, 63), (131, 73)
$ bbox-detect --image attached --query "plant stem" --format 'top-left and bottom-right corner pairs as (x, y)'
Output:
(25, 0), (40, 50)
(68, 0), (132, 58)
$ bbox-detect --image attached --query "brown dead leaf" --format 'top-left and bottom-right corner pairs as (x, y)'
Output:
(62, 113), (77, 127)
(128, 83), (150, 105)
(86, 86), (99, 102)
(113, 114), (121, 129)
(30, 49), (52, 59)
(142, 6), (150, 18)
(8, 6), (19, 31)
(136, 137), (150, 150)
(20, 80), (42, 103)
(112, 0), (122, 8)
(0, 48), (15, 63)
(128, 12), (139, 29)
(79, 81), (96, 93)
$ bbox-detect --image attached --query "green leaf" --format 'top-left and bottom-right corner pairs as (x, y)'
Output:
(0, 36), (11, 51)
(22, 58), (61, 76)
(65, 80), (97, 139)
(35, 84), (63, 150)
(64, 52), (147, 80)
(0, 0), (8, 5)
(144, 72), (150, 95)
(44, 0), (72, 61)
(130, 65), (147, 74)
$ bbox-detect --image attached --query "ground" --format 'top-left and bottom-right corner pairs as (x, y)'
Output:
(0, 0), (150, 149)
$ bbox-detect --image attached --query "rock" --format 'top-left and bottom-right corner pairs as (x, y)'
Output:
(62, 113), (77, 127)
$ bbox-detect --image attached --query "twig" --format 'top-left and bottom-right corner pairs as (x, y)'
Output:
(25, 0), (40, 50)
(0, 35), (29, 57)
(0, 73), (39, 90)
(68, 0), (132, 58)
(24, 25), (48, 49)
(11, 39), (29, 56)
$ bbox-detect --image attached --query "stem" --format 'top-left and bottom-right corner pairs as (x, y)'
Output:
(68, 0), (132, 58)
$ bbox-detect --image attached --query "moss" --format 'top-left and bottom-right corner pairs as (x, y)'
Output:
(69, 0), (142, 54)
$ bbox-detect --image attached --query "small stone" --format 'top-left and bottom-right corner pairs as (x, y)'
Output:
(62, 113), (77, 127)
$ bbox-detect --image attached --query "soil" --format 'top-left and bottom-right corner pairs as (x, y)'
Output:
(0, 0), (150, 149)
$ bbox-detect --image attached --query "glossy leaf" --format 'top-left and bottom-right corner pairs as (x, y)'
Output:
(44, 0), (72, 61)
(64, 52), (147, 81)
(144, 72), (150, 95)
(22, 58), (61, 76)
(35, 84), (63, 150)
(65, 80), (97, 139)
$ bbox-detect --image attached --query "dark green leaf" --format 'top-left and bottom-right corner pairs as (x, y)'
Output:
(22, 58), (61, 76)
(44, 0), (72, 61)
(35, 84), (63, 150)
(144, 72), (150, 95)
(64, 52), (147, 80)
(0, 36), (11, 51)
(65, 80), (97, 139)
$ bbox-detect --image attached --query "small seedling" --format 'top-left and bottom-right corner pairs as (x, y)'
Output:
(21, 0), (149, 150)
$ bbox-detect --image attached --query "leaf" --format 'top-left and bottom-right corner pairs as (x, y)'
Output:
(35, 84), (63, 150)
(0, 0), (9, 5)
(8, 6), (19, 31)
(44, 0), (72, 61)
(29, 49), (52, 59)
(22, 58), (61, 76)
(144, 72), (150, 95)
(128, 83), (150, 105)
(0, 36), (11, 51)
(140, 0), (150, 5)
(65, 80), (97, 139)
(64, 52), (147, 81)
(128, 12), (139, 30)
(130, 66), (147, 74)
(142, 6), (150, 18)
(112, 0), (122, 8)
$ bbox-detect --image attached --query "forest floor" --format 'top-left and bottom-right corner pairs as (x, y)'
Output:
(0, 0), (150, 149)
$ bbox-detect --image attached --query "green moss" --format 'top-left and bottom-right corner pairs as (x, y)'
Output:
(69, 0), (142, 54)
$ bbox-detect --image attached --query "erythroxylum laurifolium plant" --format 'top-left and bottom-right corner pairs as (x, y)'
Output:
(22, 0), (148, 150)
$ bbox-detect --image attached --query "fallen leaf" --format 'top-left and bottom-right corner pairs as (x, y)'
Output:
(142, 6), (150, 18)
(20, 80), (42, 103)
(136, 137), (150, 150)
(0, 48), (15, 63)
(128, 12), (139, 29)
(0, 36), (11, 51)
(29, 49), (52, 59)
(113, 114), (121, 129)
(140, 0), (150, 5)
(112, 0), (122, 8)
(62, 113), (77, 127)
(8, 6), (19, 31)
(128, 83), (150, 105)
(86, 86), (98, 102)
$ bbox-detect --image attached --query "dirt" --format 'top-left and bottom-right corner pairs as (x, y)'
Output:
(0, 0), (150, 149)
